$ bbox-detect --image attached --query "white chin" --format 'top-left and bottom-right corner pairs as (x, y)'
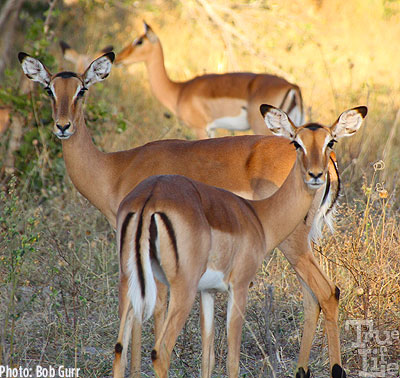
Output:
(307, 182), (323, 189)
(55, 133), (72, 140)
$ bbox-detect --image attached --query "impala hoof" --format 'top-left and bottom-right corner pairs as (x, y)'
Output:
(295, 367), (310, 378)
(332, 364), (346, 378)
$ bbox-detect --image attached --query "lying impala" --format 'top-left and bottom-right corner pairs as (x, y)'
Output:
(115, 22), (304, 138)
(19, 51), (366, 378)
(114, 105), (366, 377)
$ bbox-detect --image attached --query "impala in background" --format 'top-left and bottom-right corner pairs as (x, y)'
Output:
(115, 22), (304, 138)
(19, 51), (364, 378)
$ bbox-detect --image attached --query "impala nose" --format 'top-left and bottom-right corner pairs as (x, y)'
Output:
(308, 171), (323, 180)
(56, 122), (71, 133)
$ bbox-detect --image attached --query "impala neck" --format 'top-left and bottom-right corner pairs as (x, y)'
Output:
(145, 41), (182, 114)
(252, 158), (317, 251)
(61, 112), (119, 224)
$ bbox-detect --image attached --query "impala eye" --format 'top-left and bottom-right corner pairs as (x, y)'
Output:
(136, 38), (143, 46)
(291, 140), (302, 150)
(45, 87), (53, 97)
(77, 87), (88, 98)
(327, 139), (337, 149)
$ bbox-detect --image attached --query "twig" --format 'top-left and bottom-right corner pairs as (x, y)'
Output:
(44, 0), (57, 35)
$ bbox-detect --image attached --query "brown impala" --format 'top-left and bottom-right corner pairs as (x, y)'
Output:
(19, 51), (366, 378)
(115, 22), (304, 138)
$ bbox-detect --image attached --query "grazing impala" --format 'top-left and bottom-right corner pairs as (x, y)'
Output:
(115, 22), (304, 138)
(19, 51), (366, 378)
(113, 105), (366, 377)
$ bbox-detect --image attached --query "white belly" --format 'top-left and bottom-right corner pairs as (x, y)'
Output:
(206, 107), (250, 134)
(198, 269), (228, 291)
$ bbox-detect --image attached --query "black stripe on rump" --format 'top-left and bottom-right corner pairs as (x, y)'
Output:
(149, 214), (159, 264)
(135, 207), (147, 298)
(119, 212), (135, 265)
(155, 212), (179, 268)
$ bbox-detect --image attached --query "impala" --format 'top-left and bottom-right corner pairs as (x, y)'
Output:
(115, 22), (304, 138)
(113, 104), (366, 377)
(19, 51), (366, 378)
(59, 40), (113, 73)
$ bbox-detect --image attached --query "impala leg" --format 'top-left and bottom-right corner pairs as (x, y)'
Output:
(226, 287), (248, 378)
(200, 291), (215, 378)
(129, 313), (142, 377)
(295, 252), (343, 378)
(279, 224), (344, 378)
(113, 275), (135, 378)
(154, 279), (168, 339)
(294, 277), (320, 378)
(152, 285), (197, 378)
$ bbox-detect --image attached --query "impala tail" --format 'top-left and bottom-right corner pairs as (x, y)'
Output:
(119, 209), (157, 322)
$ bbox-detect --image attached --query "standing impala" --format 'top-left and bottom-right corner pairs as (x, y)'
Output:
(19, 51), (366, 378)
(113, 104), (366, 378)
(115, 22), (304, 138)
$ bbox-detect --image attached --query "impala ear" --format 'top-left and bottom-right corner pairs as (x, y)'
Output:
(82, 52), (115, 87)
(331, 106), (368, 138)
(143, 21), (158, 43)
(260, 104), (296, 139)
(18, 52), (52, 87)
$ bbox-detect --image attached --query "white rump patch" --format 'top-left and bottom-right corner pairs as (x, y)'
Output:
(127, 214), (157, 322)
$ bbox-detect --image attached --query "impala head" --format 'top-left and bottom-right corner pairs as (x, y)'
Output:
(261, 104), (367, 189)
(18, 51), (114, 139)
(115, 21), (158, 65)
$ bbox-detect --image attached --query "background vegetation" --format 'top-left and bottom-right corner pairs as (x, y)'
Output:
(0, 0), (399, 377)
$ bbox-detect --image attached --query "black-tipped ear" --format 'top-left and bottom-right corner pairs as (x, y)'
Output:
(260, 104), (277, 118)
(83, 52), (114, 87)
(59, 41), (71, 54)
(103, 51), (115, 63)
(18, 52), (29, 63)
(353, 106), (368, 118)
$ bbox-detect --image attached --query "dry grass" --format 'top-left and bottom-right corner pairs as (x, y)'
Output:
(1, 0), (400, 377)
